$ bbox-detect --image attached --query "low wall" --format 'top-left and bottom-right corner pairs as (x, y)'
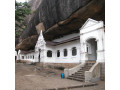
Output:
(36, 63), (79, 69)
(16, 60), (32, 64)
(85, 62), (100, 82)
(16, 60), (79, 69)
(100, 62), (105, 81)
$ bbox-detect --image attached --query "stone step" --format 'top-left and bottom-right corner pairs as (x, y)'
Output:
(85, 65), (93, 67)
(86, 63), (94, 64)
(85, 63), (95, 65)
(72, 77), (84, 82)
(85, 68), (90, 71)
(68, 77), (84, 82)
(85, 66), (91, 68)
(75, 73), (84, 75)
(74, 70), (84, 72)
(68, 74), (84, 77)
(85, 70), (89, 71)
(68, 75), (85, 79)
(75, 70), (85, 73)
(85, 65), (92, 67)
(81, 67), (85, 69)
(69, 74), (84, 78)
(86, 65), (92, 66)
(77, 70), (85, 72)
(86, 62), (95, 64)
(85, 67), (91, 69)
(85, 67), (92, 69)
(73, 76), (85, 79)
(85, 65), (93, 68)
(76, 72), (84, 74)
(77, 71), (84, 73)
(74, 74), (84, 76)
(67, 77), (74, 79)
(72, 72), (84, 75)
(67, 62), (95, 82)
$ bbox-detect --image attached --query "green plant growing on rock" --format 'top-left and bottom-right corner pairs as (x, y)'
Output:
(15, 0), (31, 38)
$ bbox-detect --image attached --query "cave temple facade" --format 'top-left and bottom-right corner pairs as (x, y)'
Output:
(16, 18), (105, 64)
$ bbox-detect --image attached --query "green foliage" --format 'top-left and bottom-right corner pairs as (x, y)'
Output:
(15, 1), (31, 38)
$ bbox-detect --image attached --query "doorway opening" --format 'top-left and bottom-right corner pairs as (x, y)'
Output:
(38, 49), (41, 62)
(86, 38), (97, 61)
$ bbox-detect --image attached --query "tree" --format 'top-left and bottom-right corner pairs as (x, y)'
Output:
(15, 1), (31, 38)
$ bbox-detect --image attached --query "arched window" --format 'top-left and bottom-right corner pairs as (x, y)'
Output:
(64, 49), (67, 57)
(87, 43), (92, 54)
(57, 50), (60, 57)
(22, 56), (24, 59)
(72, 47), (77, 56)
(47, 50), (52, 57)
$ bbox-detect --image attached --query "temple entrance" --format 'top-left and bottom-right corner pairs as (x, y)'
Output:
(15, 56), (17, 62)
(38, 49), (41, 62)
(86, 38), (97, 61)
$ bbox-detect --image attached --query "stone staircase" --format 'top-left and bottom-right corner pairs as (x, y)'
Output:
(67, 61), (96, 82)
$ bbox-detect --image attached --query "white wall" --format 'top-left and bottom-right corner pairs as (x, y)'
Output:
(18, 52), (36, 62)
(45, 40), (81, 63)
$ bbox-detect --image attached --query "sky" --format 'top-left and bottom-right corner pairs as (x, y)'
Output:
(16, 0), (28, 3)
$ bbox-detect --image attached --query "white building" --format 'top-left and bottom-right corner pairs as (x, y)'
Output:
(16, 18), (105, 64)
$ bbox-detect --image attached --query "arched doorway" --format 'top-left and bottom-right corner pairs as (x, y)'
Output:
(86, 38), (97, 61)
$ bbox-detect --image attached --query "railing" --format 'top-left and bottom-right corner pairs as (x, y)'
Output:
(85, 62), (100, 82)
(64, 63), (85, 78)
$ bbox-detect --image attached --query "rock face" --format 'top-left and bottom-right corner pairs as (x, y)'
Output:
(44, 0), (105, 40)
(16, 0), (105, 51)
(16, 35), (38, 51)
(25, 0), (43, 24)
(20, 0), (91, 39)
